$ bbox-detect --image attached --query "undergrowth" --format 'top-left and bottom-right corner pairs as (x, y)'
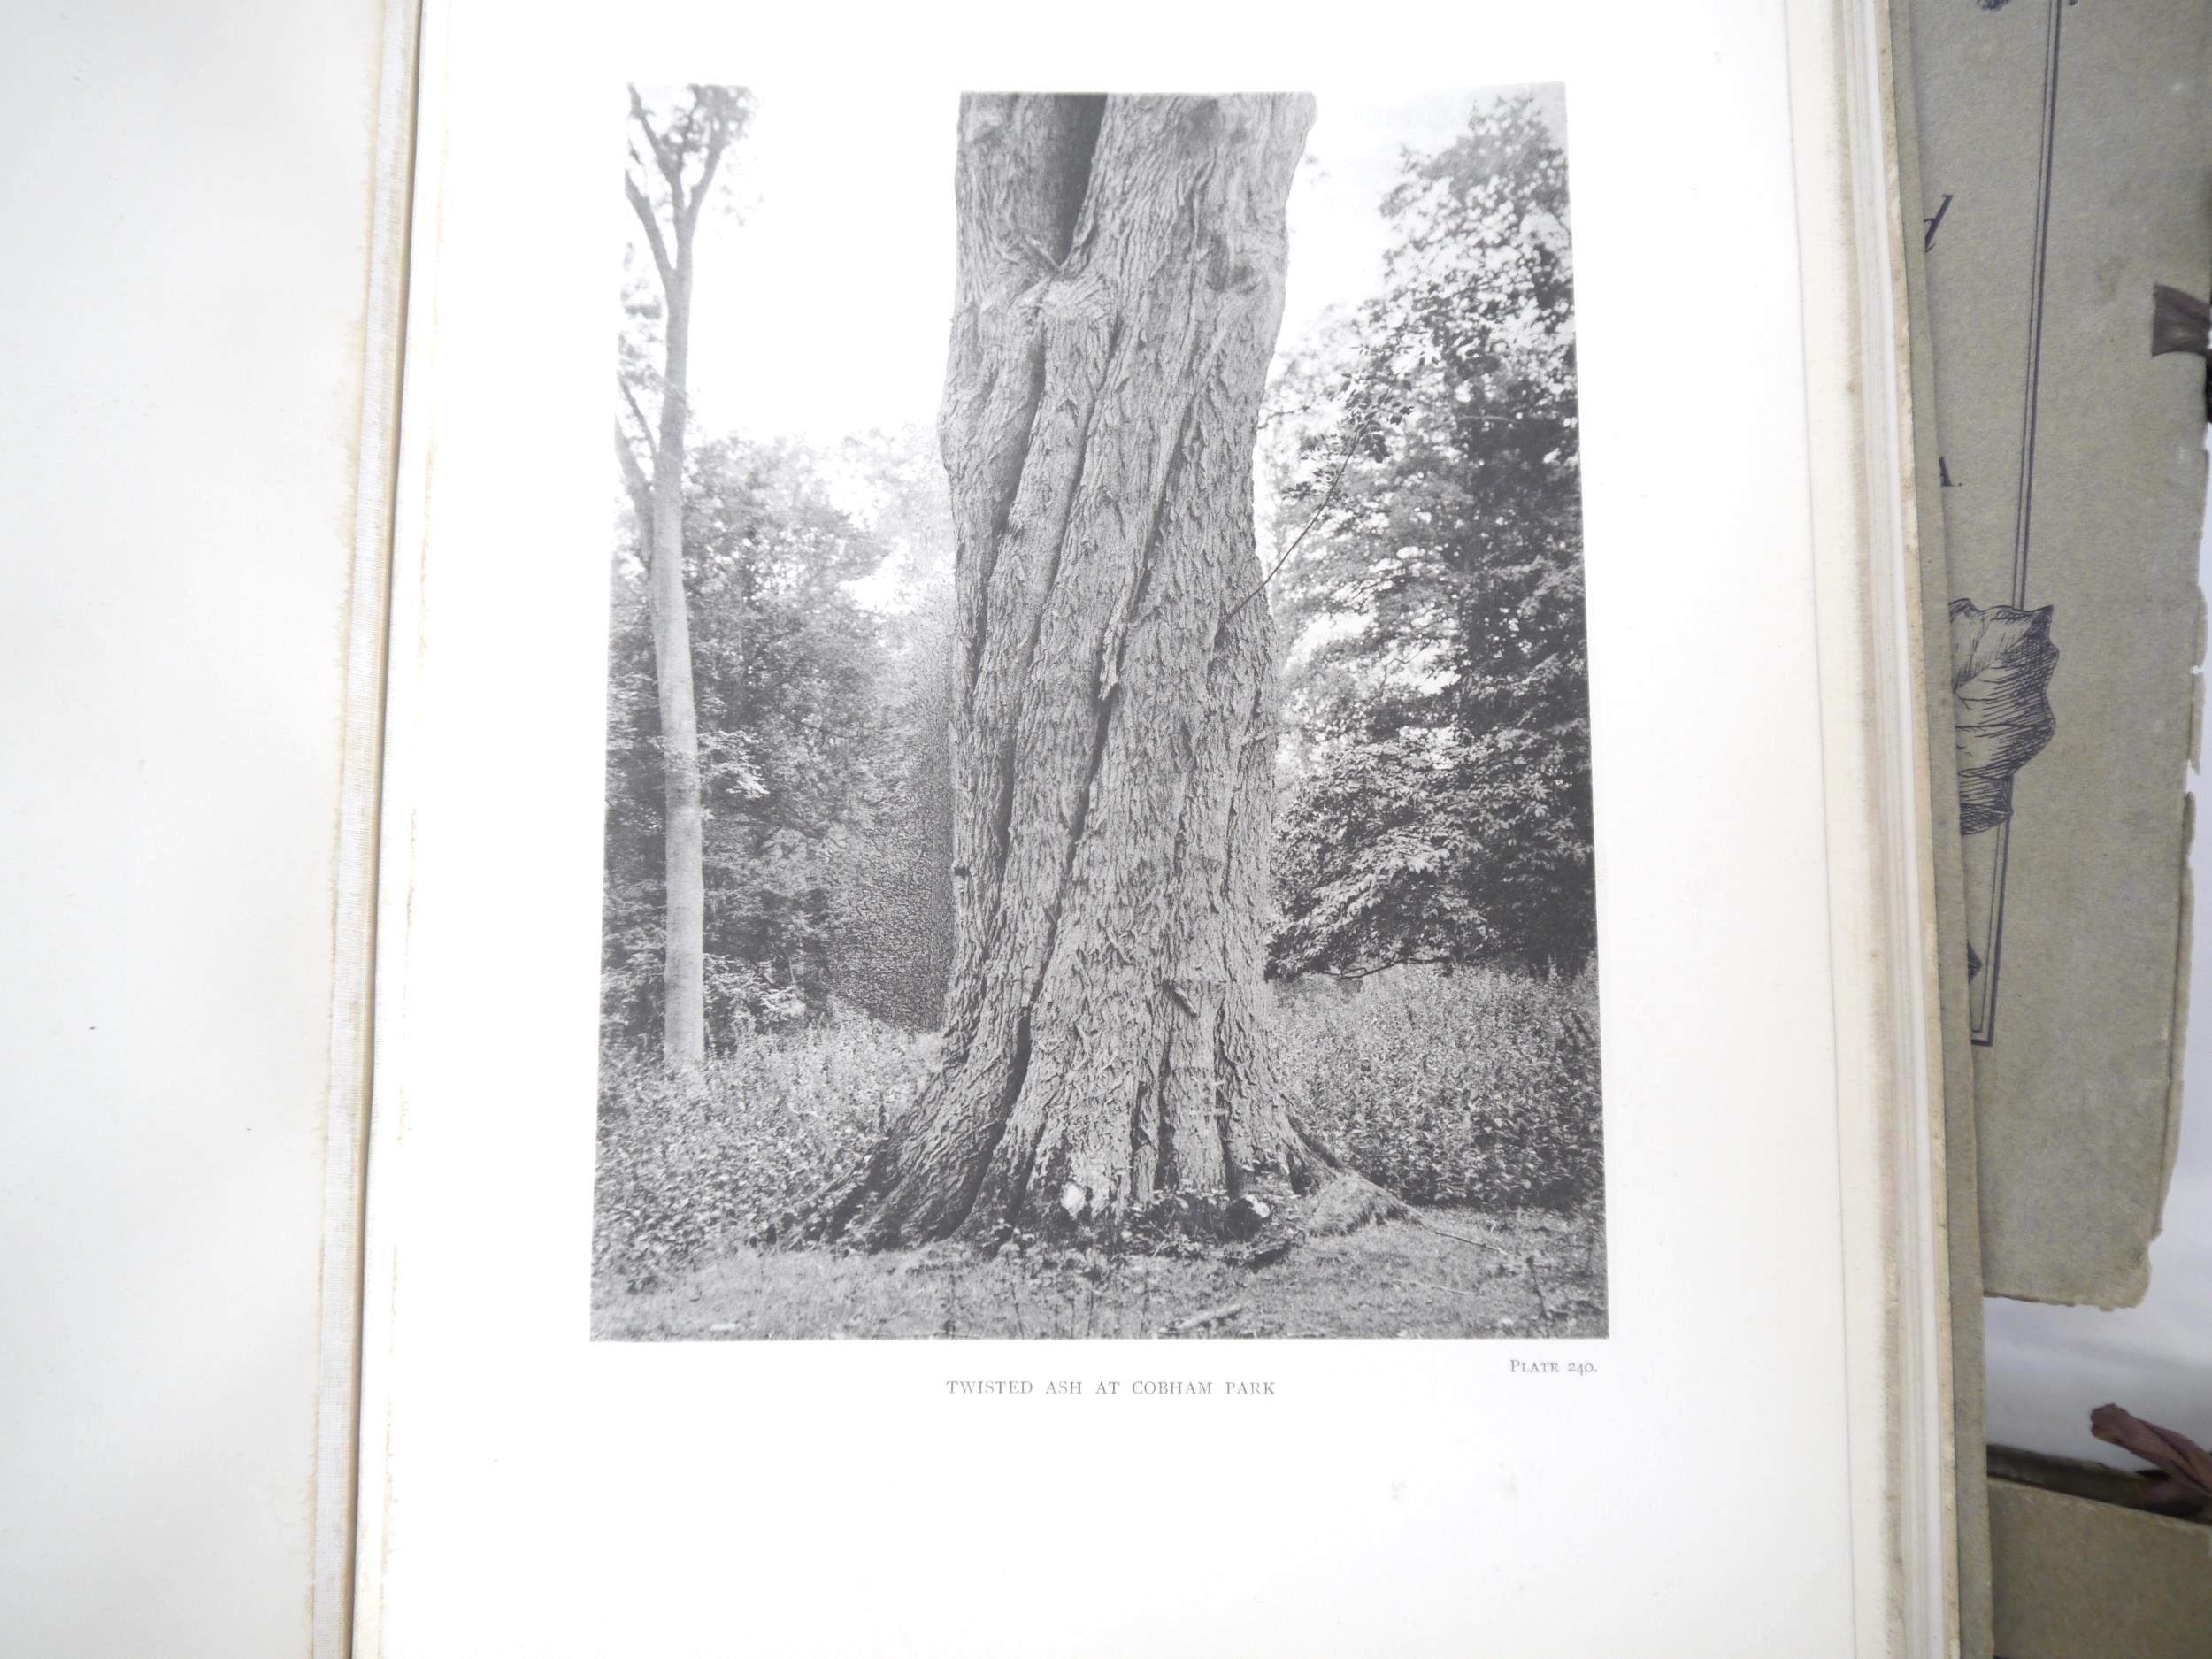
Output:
(593, 1017), (917, 1288)
(595, 966), (1602, 1292)
(1279, 965), (1602, 1212)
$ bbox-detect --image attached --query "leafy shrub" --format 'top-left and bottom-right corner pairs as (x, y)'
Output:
(595, 970), (1600, 1291)
(593, 1013), (923, 1287)
(1275, 964), (1601, 1213)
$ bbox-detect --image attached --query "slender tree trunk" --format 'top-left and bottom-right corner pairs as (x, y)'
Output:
(649, 246), (707, 1073)
(620, 90), (737, 1076)
(818, 93), (1337, 1247)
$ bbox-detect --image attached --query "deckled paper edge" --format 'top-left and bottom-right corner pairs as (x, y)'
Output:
(310, 2), (423, 1655)
(1882, 0), (1994, 1649)
(1789, 0), (1964, 1651)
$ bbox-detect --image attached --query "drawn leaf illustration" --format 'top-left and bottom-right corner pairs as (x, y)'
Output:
(1950, 598), (2058, 837)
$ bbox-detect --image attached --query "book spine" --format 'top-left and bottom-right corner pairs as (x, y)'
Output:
(311, 3), (424, 1655)
(1787, 0), (1963, 1651)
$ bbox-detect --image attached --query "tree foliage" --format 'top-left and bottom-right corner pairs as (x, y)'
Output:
(616, 84), (752, 472)
(818, 428), (957, 1031)
(605, 440), (884, 1044)
(599, 92), (1595, 1064)
(1268, 96), (1592, 979)
(603, 424), (960, 1051)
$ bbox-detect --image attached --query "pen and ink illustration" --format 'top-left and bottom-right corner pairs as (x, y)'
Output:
(1949, 0), (2066, 1044)
(1950, 600), (2059, 843)
(595, 86), (1602, 1340)
(1916, 0), (2211, 1309)
(2149, 283), (2212, 423)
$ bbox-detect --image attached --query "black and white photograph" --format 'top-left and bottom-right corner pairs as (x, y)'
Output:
(594, 84), (1601, 1340)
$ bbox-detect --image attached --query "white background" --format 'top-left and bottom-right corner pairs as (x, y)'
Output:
(359, 4), (1863, 1655)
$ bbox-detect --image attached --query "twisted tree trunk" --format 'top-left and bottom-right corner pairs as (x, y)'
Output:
(818, 92), (1338, 1247)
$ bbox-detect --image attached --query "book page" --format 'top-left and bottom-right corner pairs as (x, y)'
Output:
(356, 2), (1946, 1652)
(0, 4), (407, 1657)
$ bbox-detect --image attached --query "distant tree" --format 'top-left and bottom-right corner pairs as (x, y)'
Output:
(1269, 96), (1591, 979)
(615, 83), (751, 1072)
(603, 439), (887, 1048)
(823, 426), (958, 1031)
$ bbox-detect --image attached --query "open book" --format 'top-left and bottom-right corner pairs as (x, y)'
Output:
(326, 0), (1968, 1653)
(35, 0), (2212, 1654)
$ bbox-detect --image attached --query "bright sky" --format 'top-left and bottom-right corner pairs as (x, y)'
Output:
(680, 86), (1567, 449)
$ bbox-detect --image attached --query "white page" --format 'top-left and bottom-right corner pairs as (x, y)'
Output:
(357, 3), (1933, 1653)
(0, 4), (400, 1655)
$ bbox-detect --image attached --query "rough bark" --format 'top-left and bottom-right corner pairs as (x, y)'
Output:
(819, 93), (1334, 1246)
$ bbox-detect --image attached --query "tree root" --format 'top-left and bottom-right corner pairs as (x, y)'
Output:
(1302, 1171), (1409, 1237)
(1169, 1302), (1246, 1333)
(765, 1131), (1409, 1268)
(1405, 1211), (1511, 1256)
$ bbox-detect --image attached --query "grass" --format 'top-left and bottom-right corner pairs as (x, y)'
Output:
(591, 1204), (1606, 1340)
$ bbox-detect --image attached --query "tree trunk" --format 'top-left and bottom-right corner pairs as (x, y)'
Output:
(649, 244), (707, 1073)
(819, 92), (1333, 1246)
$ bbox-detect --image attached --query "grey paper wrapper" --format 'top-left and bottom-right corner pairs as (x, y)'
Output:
(1904, 0), (2209, 1309)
